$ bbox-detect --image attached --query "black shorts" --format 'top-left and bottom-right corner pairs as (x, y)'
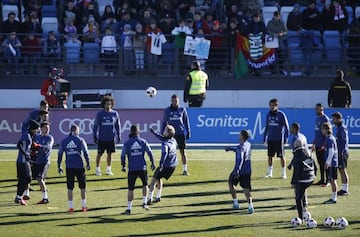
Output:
(174, 135), (186, 150)
(66, 168), (86, 190)
(153, 167), (176, 180)
(327, 167), (338, 180)
(17, 162), (32, 181)
(267, 140), (284, 158)
(338, 154), (348, 169)
(35, 163), (50, 179)
(229, 172), (251, 190)
(128, 170), (148, 191)
(97, 141), (116, 154)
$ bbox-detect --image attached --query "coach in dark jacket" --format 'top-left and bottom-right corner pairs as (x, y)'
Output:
(328, 69), (352, 108)
(291, 139), (316, 220)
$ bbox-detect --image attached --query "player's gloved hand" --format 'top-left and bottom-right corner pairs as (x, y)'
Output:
(86, 164), (91, 171)
(225, 147), (230, 152)
(58, 167), (64, 175)
(287, 164), (292, 170)
(151, 163), (155, 171)
(186, 133), (191, 140)
(150, 128), (155, 134)
(121, 166), (126, 172)
(93, 136), (98, 144)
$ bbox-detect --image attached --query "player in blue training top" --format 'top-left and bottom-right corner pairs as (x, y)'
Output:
(263, 98), (289, 179)
(225, 130), (254, 214)
(161, 94), (191, 176)
(33, 122), (54, 204)
(14, 119), (40, 205)
(321, 122), (339, 204)
(93, 95), (121, 176)
(148, 125), (178, 205)
(21, 100), (49, 132)
(121, 125), (155, 215)
(332, 112), (350, 196)
(58, 125), (91, 213)
(312, 103), (331, 186)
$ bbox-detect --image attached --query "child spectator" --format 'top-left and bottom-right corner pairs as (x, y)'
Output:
(121, 24), (135, 75)
(101, 27), (118, 77)
(133, 23), (147, 70)
(22, 31), (41, 75)
(43, 31), (61, 66)
(82, 15), (100, 43)
(2, 30), (22, 75)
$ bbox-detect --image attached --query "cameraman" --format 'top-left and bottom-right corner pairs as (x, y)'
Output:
(40, 67), (68, 108)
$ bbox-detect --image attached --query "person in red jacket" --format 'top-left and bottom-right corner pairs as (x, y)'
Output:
(22, 32), (42, 75)
(40, 67), (66, 108)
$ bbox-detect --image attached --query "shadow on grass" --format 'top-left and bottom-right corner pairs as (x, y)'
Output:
(113, 220), (289, 237)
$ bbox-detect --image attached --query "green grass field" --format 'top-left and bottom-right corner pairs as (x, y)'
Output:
(0, 148), (359, 237)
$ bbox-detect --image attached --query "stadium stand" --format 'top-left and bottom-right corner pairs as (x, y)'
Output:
(41, 17), (59, 35)
(280, 6), (293, 27)
(41, 5), (57, 17)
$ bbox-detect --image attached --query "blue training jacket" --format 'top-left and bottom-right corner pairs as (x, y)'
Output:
(227, 141), (252, 175)
(263, 110), (289, 142)
(21, 109), (40, 132)
(58, 135), (90, 169)
(324, 134), (338, 168)
(33, 134), (54, 164)
(160, 138), (178, 168)
(161, 105), (190, 136)
(93, 109), (121, 142)
(313, 114), (330, 148)
(335, 122), (349, 156)
(121, 134), (155, 171)
(16, 131), (32, 163)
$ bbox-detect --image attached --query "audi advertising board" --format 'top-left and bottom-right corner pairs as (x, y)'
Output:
(0, 108), (359, 144)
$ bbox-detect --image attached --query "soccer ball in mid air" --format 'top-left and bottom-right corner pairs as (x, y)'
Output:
(306, 218), (317, 229)
(146, 86), (157, 97)
(291, 217), (302, 227)
(302, 211), (312, 223)
(323, 217), (335, 227)
(335, 217), (349, 229)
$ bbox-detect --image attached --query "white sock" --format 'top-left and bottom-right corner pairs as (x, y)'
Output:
(156, 189), (162, 199)
(24, 189), (30, 197)
(233, 199), (238, 205)
(332, 192), (337, 201)
(107, 166), (111, 172)
(96, 167), (100, 172)
(143, 196), (147, 204)
(183, 164), (187, 172)
(342, 183), (349, 192)
(281, 167), (286, 176)
(81, 199), (86, 207)
(248, 198), (253, 207)
(149, 191), (154, 201)
(43, 191), (48, 199)
(68, 200), (74, 208)
(268, 166), (273, 174)
(127, 201), (133, 210)
(16, 195), (21, 200)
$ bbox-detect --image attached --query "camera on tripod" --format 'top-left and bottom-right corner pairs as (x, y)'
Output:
(50, 67), (71, 108)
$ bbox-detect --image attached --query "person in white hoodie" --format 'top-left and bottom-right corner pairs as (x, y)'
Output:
(101, 27), (118, 77)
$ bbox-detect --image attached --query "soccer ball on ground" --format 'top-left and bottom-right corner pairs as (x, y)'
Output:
(291, 217), (302, 227)
(323, 217), (335, 227)
(306, 218), (317, 229)
(302, 211), (312, 223)
(335, 217), (349, 229)
(146, 86), (157, 97)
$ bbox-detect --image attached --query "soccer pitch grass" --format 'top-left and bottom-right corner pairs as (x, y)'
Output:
(0, 148), (360, 237)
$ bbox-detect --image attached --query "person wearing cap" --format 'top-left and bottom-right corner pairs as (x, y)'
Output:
(183, 60), (209, 107)
(328, 69), (352, 108)
(225, 130), (254, 214)
(14, 119), (40, 205)
(290, 135), (316, 220)
(147, 125), (178, 205)
(331, 112), (350, 196)
(32, 122), (54, 204)
(58, 124), (91, 213)
(321, 122), (339, 204)
(121, 125), (155, 215)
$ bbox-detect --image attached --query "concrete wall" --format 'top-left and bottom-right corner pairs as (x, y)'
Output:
(1, 89), (359, 109)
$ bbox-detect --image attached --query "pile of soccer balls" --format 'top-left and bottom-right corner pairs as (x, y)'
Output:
(290, 212), (349, 229)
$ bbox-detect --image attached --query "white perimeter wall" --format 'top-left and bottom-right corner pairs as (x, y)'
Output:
(0, 89), (359, 109)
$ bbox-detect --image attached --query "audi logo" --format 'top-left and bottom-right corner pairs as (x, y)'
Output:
(59, 118), (95, 135)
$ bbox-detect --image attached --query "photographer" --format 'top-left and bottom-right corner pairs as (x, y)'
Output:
(40, 67), (70, 108)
